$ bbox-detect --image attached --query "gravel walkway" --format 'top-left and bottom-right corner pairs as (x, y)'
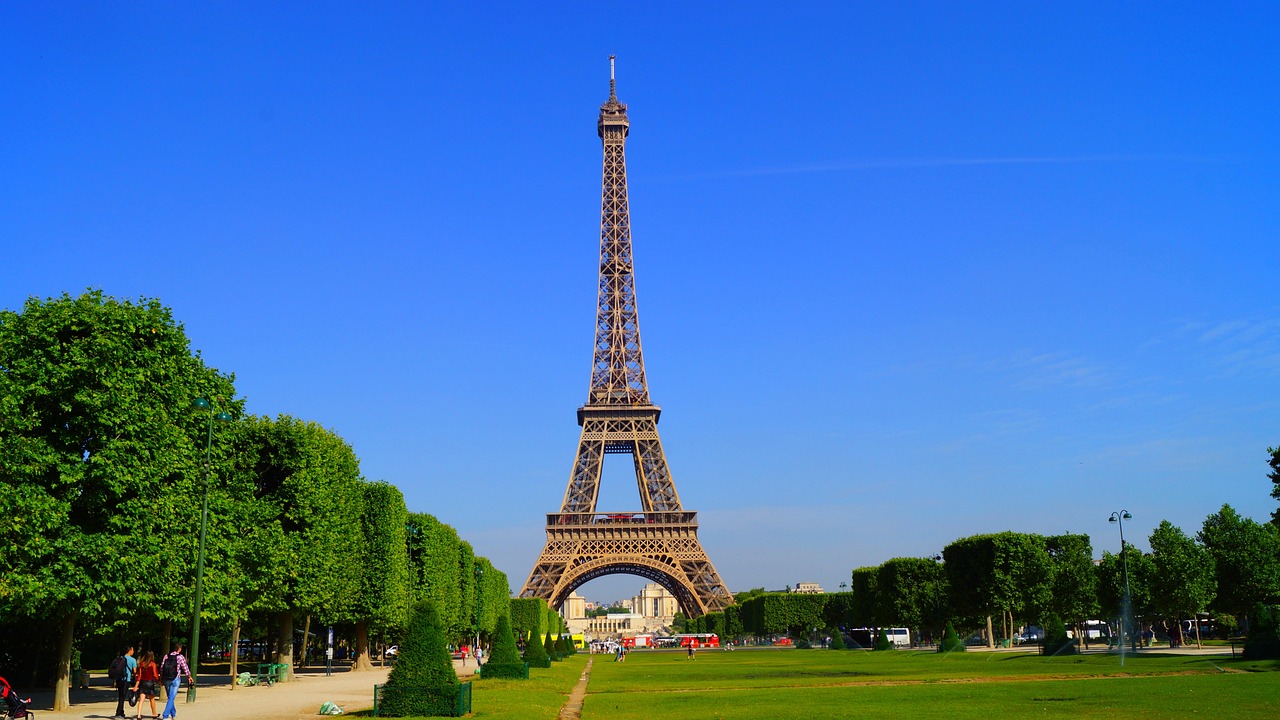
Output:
(23, 659), (481, 720)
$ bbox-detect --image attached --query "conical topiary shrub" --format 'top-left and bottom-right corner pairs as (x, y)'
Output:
(479, 615), (528, 679)
(380, 601), (460, 717)
(544, 631), (561, 661)
(522, 630), (550, 668)
(874, 628), (893, 651)
(1043, 615), (1073, 655)
(938, 622), (965, 653)
(554, 635), (569, 657)
(829, 628), (846, 650)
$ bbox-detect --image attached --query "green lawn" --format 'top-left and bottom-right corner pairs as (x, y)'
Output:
(387, 649), (1278, 719)
(579, 648), (1280, 719)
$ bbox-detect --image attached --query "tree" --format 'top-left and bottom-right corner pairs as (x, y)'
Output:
(1269, 446), (1280, 527)
(479, 614), (526, 679)
(944, 532), (1052, 646)
(406, 513), (463, 640)
(352, 481), (411, 671)
(472, 558), (509, 640)
(1044, 534), (1098, 636)
(875, 558), (946, 644)
(380, 601), (459, 717)
(849, 567), (880, 628)
(522, 628), (550, 668)
(241, 415), (365, 681)
(0, 290), (239, 710)
(1095, 545), (1154, 624)
(544, 630), (561, 661)
(1198, 504), (1280, 625)
(1148, 520), (1215, 647)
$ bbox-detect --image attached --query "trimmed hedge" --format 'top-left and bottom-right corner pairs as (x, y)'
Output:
(379, 601), (459, 717)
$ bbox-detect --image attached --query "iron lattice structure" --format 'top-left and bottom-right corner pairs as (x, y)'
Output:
(519, 59), (733, 617)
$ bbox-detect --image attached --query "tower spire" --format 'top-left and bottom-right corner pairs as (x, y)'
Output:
(517, 66), (734, 617)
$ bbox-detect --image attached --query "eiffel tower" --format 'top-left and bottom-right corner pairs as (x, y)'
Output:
(518, 58), (733, 617)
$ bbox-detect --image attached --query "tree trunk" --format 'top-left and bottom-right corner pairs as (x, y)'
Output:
(1194, 616), (1203, 649)
(298, 614), (312, 671)
(53, 609), (77, 711)
(277, 611), (293, 682)
(229, 618), (242, 690)
(352, 621), (374, 671)
(985, 614), (994, 649)
(159, 619), (173, 703)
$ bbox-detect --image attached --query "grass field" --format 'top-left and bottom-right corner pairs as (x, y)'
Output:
(462, 648), (1278, 720)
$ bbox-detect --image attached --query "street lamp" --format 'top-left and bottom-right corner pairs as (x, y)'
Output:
(188, 397), (231, 703)
(1108, 510), (1133, 661)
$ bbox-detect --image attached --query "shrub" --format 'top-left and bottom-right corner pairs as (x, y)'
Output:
(1243, 604), (1280, 660)
(1042, 614), (1074, 655)
(544, 632), (561, 661)
(938, 622), (965, 653)
(479, 615), (527, 680)
(874, 628), (893, 651)
(829, 628), (846, 650)
(379, 601), (459, 717)
(522, 630), (550, 668)
(554, 635), (569, 657)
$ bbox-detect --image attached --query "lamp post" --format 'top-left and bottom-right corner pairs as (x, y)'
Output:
(474, 565), (484, 660)
(1108, 510), (1133, 664)
(188, 397), (231, 703)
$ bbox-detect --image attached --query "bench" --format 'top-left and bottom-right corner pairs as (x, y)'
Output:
(255, 662), (287, 685)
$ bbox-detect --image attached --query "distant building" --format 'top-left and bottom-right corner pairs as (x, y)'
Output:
(792, 582), (824, 594)
(562, 583), (678, 639)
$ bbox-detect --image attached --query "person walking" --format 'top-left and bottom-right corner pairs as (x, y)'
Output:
(159, 643), (194, 720)
(131, 651), (160, 720)
(111, 645), (137, 719)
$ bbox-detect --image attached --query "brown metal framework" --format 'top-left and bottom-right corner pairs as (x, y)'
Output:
(519, 58), (732, 617)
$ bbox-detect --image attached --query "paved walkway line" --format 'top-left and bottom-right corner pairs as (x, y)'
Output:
(556, 658), (594, 720)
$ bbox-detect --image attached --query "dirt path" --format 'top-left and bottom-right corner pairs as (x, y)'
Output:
(26, 659), (482, 720)
(556, 658), (593, 720)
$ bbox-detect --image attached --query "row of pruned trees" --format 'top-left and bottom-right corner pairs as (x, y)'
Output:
(0, 291), (509, 710)
(683, 504), (1279, 648)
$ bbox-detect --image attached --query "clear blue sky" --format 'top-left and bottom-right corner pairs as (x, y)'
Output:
(4, 2), (1278, 604)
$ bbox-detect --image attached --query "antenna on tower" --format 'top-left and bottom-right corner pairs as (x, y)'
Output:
(609, 54), (617, 100)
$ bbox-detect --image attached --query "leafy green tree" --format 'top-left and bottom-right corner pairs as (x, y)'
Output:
(849, 567), (880, 628)
(0, 290), (239, 710)
(1044, 534), (1098, 635)
(1269, 446), (1280, 527)
(406, 513), (465, 640)
(479, 614), (526, 679)
(1095, 545), (1155, 622)
(1198, 505), (1280, 625)
(875, 558), (946, 644)
(1148, 520), (1215, 646)
(457, 541), (476, 642)
(722, 605), (743, 639)
(508, 598), (547, 640)
(944, 532), (1052, 646)
(822, 592), (854, 631)
(738, 593), (826, 637)
(239, 415), (365, 681)
(381, 601), (459, 717)
(473, 558), (509, 639)
(352, 481), (411, 671)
